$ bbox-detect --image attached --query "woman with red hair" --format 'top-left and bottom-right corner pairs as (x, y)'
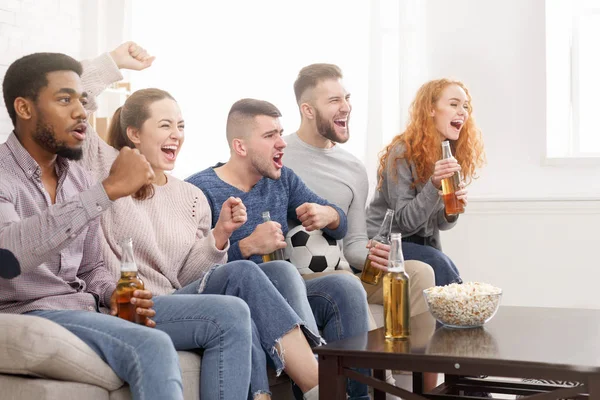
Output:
(366, 79), (485, 287)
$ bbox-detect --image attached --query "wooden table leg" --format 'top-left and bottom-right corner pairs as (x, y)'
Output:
(413, 372), (424, 395)
(374, 369), (386, 400)
(590, 375), (600, 400)
(319, 354), (346, 400)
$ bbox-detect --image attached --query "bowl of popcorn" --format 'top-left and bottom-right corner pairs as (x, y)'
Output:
(423, 282), (502, 328)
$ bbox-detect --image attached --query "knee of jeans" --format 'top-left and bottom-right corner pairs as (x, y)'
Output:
(265, 261), (305, 287)
(427, 248), (453, 265)
(222, 259), (261, 278)
(328, 273), (368, 308)
(216, 296), (252, 334)
(142, 328), (176, 350)
(406, 260), (435, 288)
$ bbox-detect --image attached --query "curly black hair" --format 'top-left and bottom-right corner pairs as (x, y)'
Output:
(2, 52), (82, 126)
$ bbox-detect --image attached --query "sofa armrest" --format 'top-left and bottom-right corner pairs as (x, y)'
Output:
(0, 313), (123, 391)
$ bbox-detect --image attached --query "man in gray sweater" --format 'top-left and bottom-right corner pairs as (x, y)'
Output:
(283, 63), (435, 314)
(284, 64), (441, 393)
(284, 64), (440, 393)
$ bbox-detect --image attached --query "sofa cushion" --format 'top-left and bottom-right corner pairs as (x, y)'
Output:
(0, 314), (123, 390)
(179, 351), (201, 400)
(0, 374), (110, 400)
(369, 303), (384, 328)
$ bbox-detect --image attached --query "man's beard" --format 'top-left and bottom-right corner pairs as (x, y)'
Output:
(315, 109), (349, 144)
(250, 153), (280, 180)
(33, 118), (83, 161)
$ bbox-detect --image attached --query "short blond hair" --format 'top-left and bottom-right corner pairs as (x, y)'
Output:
(293, 63), (343, 104)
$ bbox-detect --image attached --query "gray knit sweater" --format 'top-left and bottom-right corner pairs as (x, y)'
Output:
(365, 143), (457, 250)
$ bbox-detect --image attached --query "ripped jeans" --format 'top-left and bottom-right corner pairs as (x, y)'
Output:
(174, 259), (322, 399)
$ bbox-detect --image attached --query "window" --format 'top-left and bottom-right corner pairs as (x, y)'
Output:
(546, 0), (600, 159)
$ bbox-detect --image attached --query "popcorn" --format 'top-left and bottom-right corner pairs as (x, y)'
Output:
(423, 282), (502, 327)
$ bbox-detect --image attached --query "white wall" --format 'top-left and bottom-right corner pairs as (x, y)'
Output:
(129, 0), (371, 180)
(0, 0), (83, 141)
(424, 0), (600, 201)
(442, 200), (600, 309)
(424, 0), (600, 309)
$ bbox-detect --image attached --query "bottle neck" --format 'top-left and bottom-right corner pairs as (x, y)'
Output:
(387, 262), (406, 273)
(442, 142), (453, 159)
(262, 211), (271, 223)
(377, 211), (394, 241)
(388, 235), (405, 273)
(121, 262), (138, 273)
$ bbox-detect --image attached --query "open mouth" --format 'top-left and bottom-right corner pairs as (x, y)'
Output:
(273, 153), (283, 169)
(334, 119), (347, 128)
(71, 124), (87, 141)
(161, 145), (178, 161)
(450, 120), (463, 131)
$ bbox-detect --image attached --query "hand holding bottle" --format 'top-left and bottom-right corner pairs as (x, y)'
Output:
(431, 158), (461, 189)
(239, 212), (286, 259)
(110, 289), (156, 328)
(438, 141), (465, 216)
(455, 182), (468, 207)
(365, 241), (391, 272)
(361, 209), (394, 285)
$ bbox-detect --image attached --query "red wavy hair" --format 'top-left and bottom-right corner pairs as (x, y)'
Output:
(377, 79), (485, 189)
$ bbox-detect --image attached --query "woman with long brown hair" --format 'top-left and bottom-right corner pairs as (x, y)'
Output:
(80, 42), (321, 400)
(366, 78), (485, 287)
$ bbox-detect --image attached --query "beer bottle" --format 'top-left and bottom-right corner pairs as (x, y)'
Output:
(261, 211), (285, 262)
(116, 238), (146, 325)
(440, 140), (464, 216)
(360, 208), (394, 285)
(383, 233), (410, 340)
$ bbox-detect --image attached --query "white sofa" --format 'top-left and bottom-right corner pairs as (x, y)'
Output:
(0, 305), (384, 399)
(0, 313), (293, 399)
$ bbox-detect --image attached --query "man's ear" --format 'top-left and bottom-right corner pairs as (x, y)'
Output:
(126, 126), (142, 146)
(232, 138), (247, 157)
(13, 97), (33, 121)
(300, 102), (315, 120)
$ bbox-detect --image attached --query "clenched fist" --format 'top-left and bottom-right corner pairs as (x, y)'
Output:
(213, 197), (247, 250)
(110, 41), (155, 71)
(103, 147), (155, 201)
(295, 203), (339, 231)
(239, 220), (286, 259)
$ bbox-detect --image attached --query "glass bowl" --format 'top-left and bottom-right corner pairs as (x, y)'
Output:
(423, 283), (502, 329)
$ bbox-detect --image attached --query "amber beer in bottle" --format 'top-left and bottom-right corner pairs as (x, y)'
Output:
(440, 140), (464, 216)
(360, 208), (394, 285)
(116, 238), (146, 325)
(383, 233), (410, 340)
(261, 211), (285, 263)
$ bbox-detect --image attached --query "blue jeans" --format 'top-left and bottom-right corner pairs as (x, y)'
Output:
(187, 259), (322, 399)
(259, 262), (371, 400)
(152, 293), (253, 400)
(28, 309), (184, 400)
(402, 242), (462, 286)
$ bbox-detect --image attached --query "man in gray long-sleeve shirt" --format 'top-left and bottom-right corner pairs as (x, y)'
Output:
(284, 63), (435, 315)
(284, 63), (441, 394)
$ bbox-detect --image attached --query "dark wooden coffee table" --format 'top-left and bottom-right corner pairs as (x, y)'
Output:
(315, 306), (600, 399)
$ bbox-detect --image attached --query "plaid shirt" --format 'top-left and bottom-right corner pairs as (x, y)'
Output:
(0, 133), (116, 314)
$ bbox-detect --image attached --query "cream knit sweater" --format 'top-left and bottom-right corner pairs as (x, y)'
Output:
(78, 54), (228, 296)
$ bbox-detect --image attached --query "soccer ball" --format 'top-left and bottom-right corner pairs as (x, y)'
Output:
(284, 225), (341, 275)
